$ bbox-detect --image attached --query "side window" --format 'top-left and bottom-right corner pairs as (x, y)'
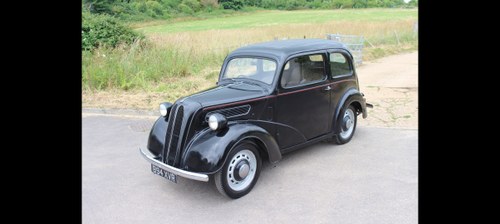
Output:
(281, 54), (326, 88)
(330, 53), (352, 77)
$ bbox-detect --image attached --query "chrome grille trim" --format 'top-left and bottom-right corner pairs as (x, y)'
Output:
(164, 104), (178, 164)
(167, 106), (184, 165)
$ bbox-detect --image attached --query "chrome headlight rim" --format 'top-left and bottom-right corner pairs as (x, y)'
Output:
(208, 113), (227, 131)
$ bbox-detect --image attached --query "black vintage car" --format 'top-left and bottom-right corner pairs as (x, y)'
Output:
(140, 39), (371, 198)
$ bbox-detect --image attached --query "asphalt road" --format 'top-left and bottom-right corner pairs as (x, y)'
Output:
(82, 115), (417, 224)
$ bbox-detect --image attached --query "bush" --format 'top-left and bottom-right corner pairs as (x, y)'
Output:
(178, 3), (195, 14)
(306, 0), (324, 9)
(333, 0), (354, 9)
(182, 0), (202, 12)
(220, 0), (244, 10)
(82, 12), (144, 51)
(111, 4), (126, 15)
(284, 0), (307, 10)
(161, 0), (181, 8)
(352, 0), (367, 8)
(146, 0), (164, 16)
(201, 0), (219, 9)
(134, 2), (148, 13)
(243, 0), (261, 7)
(84, 0), (113, 14)
(261, 0), (290, 9)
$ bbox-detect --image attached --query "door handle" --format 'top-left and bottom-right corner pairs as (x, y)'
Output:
(322, 86), (332, 91)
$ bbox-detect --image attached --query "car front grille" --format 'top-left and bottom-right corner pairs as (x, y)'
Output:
(163, 104), (184, 166)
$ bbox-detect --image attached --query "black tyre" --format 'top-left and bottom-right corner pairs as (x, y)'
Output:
(334, 105), (357, 144)
(214, 140), (262, 199)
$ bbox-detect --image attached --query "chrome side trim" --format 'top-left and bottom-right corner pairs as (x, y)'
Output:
(140, 148), (209, 182)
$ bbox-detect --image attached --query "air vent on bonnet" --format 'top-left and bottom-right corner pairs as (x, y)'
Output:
(206, 105), (251, 121)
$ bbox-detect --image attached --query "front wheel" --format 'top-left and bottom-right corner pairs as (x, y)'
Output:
(334, 105), (357, 144)
(214, 141), (262, 199)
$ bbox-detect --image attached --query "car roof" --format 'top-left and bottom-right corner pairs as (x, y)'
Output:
(228, 39), (348, 61)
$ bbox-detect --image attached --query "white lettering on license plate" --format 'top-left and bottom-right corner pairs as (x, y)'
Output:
(151, 164), (177, 183)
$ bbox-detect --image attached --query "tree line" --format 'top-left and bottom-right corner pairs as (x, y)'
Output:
(83, 0), (417, 20)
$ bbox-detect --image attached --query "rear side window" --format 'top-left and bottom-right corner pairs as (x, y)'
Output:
(330, 53), (352, 77)
(281, 54), (326, 88)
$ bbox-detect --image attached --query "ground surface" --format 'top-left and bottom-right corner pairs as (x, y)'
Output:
(82, 116), (417, 224)
(357, 51), (418, 128)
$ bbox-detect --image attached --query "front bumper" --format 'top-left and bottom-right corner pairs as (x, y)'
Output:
(139, 148), (209, 182)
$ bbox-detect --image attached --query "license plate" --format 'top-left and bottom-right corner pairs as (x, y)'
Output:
(151, 164), (177, 183)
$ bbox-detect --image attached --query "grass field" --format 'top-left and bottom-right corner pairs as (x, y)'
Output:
(82, 8), (418, 110)
(138, 8), (416, 33)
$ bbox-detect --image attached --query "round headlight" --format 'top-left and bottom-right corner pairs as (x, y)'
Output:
(159, 103), (172, 117)
(208, 113), (227, 131)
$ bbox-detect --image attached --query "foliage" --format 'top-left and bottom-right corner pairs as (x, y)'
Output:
(334, 0), (355, 9)
(82, 11), (144, 51)
(83, 0), (115, 14)
(82, 0), (411, 22)
(203, 0), (219, 7)
(219, 0), (244, 10)
(283, 0), (307, 10)
(407, 0), (418, 7)
(243, 0), (261, 7)
(178, 3), (195, 14)
(145, 1), (164, 17)
(182, 0), (202, 12)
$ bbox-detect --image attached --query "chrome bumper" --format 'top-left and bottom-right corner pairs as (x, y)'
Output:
(139, 148), (209, 182)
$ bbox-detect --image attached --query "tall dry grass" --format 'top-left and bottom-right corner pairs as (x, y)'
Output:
(150, 19), (416, 48)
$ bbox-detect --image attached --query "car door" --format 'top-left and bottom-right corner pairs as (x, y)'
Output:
(276, 52), (332, 149)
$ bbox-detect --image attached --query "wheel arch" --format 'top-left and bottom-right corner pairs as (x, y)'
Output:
(350, 101), (363, 115)
(333, 88), (367, 132)
(245, 137), (270, 163)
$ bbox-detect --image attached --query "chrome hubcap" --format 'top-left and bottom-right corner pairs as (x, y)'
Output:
(345, 118), (353, 129)
(227, 149), (257, 191)
(237, 163), (250, 180)
(340, 108), (355, 139)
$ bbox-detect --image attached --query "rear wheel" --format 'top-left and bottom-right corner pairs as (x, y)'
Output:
(334, 105), (357, 144)
(214, 141), (262, 199)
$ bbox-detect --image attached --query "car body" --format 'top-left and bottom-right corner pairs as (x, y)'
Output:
(140, 39), (371, 198)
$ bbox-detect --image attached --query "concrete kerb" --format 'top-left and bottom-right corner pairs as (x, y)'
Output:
(82, 108), (158, 118)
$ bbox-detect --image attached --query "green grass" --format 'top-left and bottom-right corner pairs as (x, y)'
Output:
(137, 8), (417, 33)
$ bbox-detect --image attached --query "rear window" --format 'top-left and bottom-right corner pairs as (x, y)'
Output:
(330, 53), (352, 77)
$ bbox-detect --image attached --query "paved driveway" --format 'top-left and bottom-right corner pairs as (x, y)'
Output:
(82, 115), (417, 224)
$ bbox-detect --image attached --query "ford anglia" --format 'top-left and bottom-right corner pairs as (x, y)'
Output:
(140, 39), (371, 198)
